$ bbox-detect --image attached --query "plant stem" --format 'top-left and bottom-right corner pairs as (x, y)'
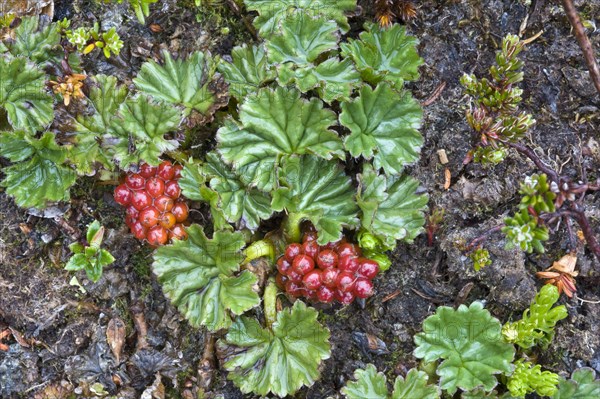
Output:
(504, 141), (559, 182)
(263, 279), (278, 330)
(563, 207), (600, 261)
(466, 224), (504, 251)
(243, 239), (275, 264)
(283, 213), (306, 243)
(560, 0), (600, 95)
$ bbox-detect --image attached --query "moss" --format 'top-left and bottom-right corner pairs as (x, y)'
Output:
(113, 297), (135, 336)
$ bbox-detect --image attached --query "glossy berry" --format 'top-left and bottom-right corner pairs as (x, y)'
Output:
(139, 163), (157, 178)
(335, 290), (355, 305)
(171, 202), (188, 223)
(130, 190), (152, 211)
(316, 250), (338, 269)
(357, 258), (380, 279)
(285, 281), (305, 298)
(169, 224), (188, 241)
(302, 240), (319, 259)
(292, 254), (315, 275)
(302, 270), (322, 290)
(354, 278), (374, 299)
(130, 221), (147, 240)
(164, 180), (181, 198)
(139, 207), (160, 228)
(145, 177), (165, 197)
(336, 271), (356, 292)
(157, 161), (175, 180)
(125, 206), (139, 226)
(338, 255), (359, 273)
(287, 270), (303, 283)
(321, 268), (339, 288)
(173, 164), (183, 179)
(277, 257), (292, 275)
(338, 243), (360, 257)
(317, 286), (335, 303)
(114, 184), (132, 205)
(125, 173), (145, 190)
(155, 195), (174, 212)
(159, 212), (176, 230)
(147, 226), (168, 246)
(285, 243), (303, 262)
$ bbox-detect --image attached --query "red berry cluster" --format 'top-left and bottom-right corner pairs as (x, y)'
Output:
(113, 161), (189, 246)
(276, 232), (380, 305)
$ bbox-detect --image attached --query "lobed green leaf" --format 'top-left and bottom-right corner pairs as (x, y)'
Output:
(218, 44), (275, 101)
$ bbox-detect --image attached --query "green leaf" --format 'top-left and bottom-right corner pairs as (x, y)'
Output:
(219, 300), (330, 397)
(133, 51), (218, 116)
(86, 258), (104, 283)
(65, 253), (87, 271)
(414, 302), (515, 394)
(341, 364), (388, 399)
(0, 132), (76, 209)
(278, 57), (361, 103)
(553, 368), (600, 399)
(217, 44), (276, 101)
(392, 369), (440, 399)
(217, 87), (343, 191)
(130, 0), (158, 24)
(152, 225), (260, 331)
(341, 23), (423, 90)
(111, 95), (182, 168)
(203, 152), (273, 231)
(272, 156), (360, 245)
(265, 13), (339, 65)
(245, 0), (356, 35)
(0, 57), (54, 132)
(502, 284), (568, 349)
(98, 249), (115, 268)
(7, 17), (71, 67)
(357, 164), (428, 247)
(340, 83), (423, 174)
(86, 220), (103, 246)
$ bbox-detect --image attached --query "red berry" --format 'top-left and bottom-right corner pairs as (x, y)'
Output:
(159, 212), (176, 230)
(336, 271), (356, 292)
(130, 221), (147, 240)
(130, 190), (152, 211)
(337, 243), (360, 257)
(287, 270), (303, 283)
(275, 273), (287, 288)
(125, 206), (139, 225)
(125, 173), (145, 190)
(277, 257), (292, 275)
(335, 289), (355, 305)
(292, 254), (314, 275)
(357, 258), (380, 279)
(173, 164), (183, 179)
(147, 226), (168, 246)
(306, 289), (318, 300)
(145, 177), (165, 197)
(155, 195), (174, 212)
(114, 184), (132, 205)
(138, 206), (160, 228)
(169, 224), (188, 240)
(285, 243), (303, 262)
(164, 180), (181, 198)
(139, 163), (157, 178)
(171, 202), (188, 223)
(302, 240), (319, 259)
(321, 268), (340, 288)
(157, 160), (176, 180)
(317, 286), (335, 303)
(338, 255), (359, 273)
(316, 250), (338, 269)
(303, 270), (322, 290)
(285, 281), (305, 297)
(354, 278), (374, 299)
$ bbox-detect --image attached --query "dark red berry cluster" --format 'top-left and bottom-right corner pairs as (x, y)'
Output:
(113, 161), (189, 246)
(276, 232), (380, 305)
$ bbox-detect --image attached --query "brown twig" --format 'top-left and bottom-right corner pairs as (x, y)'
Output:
(560, 0), (600, 95)
(421, 81), (447, 107)
(466, 225), (504, 251)
(504, 141), (559, 182)
(226, 0), (258, 41)
(563, 207), (600, 261)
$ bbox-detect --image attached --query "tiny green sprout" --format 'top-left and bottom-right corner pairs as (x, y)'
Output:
(357, 230), (393, 271)
(503, 209), (549, 253)
(470, 247), (492, 271)
(507, 359), (559, 398)
(65, 220), (115, 282)
(66, 23), (123, 58)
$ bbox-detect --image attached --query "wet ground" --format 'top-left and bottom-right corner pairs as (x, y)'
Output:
(1, 0), (600, 398)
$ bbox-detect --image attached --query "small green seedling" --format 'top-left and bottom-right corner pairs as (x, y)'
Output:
(65, 220), (115, 282)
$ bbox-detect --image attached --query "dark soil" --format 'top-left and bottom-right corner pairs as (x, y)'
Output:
(1, 0), (600, 398)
